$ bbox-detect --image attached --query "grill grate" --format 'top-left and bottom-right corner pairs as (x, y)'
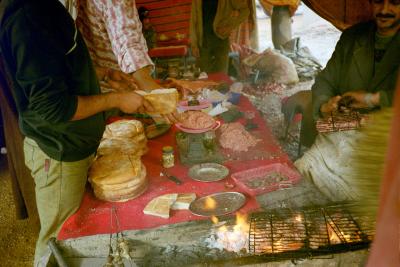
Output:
(249, 204), (375, 258)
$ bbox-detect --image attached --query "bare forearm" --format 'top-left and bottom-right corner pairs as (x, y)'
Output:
(71, 93), (119, 121)
(131, 65), (160, 90)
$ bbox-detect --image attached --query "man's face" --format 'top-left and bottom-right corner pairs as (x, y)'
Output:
(372, 0), (400, 34)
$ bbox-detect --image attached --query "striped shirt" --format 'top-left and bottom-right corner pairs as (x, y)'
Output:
(75, 0), (154, 74)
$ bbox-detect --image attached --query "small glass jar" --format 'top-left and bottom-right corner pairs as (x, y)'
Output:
(202, 130), (216, 154)
(162, 146), (175, 168)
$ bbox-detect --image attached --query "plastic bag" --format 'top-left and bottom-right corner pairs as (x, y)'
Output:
(243, 48), (299, 84)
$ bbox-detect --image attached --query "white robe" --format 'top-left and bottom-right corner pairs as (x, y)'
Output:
(294, 130), (363, 201)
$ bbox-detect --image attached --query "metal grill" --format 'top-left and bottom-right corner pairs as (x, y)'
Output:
(249, 204), (375, 258)
(316, 111), (367, 133)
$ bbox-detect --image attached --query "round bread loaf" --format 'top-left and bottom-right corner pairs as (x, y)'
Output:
(93, 163), (147, 192)
(95, 179), (148, 202)
(103, 119), (144, 139)
(97, 138), (147, 157)
(89, 154), (142, 185)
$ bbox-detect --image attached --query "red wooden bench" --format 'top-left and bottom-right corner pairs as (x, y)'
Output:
(136, 0), (192, 74)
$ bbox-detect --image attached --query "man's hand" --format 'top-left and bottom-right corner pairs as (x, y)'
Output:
(117, 92), (145, 114)
(106, 79), (138, 92)
(132, 66), (160, 91)
(320, 95), (342, 116)
(342, 91), (380, 109)
(109, 69), (135, 84)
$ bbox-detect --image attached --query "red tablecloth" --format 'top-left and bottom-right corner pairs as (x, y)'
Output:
(58, 81), (291, 240)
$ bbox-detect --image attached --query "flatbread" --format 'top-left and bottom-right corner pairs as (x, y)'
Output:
(92, 163), (147, 192)
(89, 154), (142, 186)
(95, 180), (148, 202)
(143, 194), (178, 219)
(97, 138), (147, 157)
(103, 119), (144, 139)
(171, 193), (196, 210)
(136, 88), (179, 115)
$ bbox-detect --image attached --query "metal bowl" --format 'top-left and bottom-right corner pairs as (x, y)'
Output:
(189, 192), (246, 217)
(188, 163), (229, 182)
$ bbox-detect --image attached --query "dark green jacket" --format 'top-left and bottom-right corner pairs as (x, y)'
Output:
(312, 21), (400, 119)
(0, 0), (105, 161)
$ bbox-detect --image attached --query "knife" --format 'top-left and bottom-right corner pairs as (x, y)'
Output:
(162, 170), (183, 185)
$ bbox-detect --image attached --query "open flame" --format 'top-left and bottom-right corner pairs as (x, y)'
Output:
(327, 224), (353, 244)
(207, 213), (250, 253)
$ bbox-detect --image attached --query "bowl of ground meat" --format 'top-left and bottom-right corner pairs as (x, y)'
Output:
(175, 110), (220, 133)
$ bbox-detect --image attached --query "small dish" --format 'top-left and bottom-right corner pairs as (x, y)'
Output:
(189, 192), (246, 217)
(175, 120), (221, 134)
(188, 163), (229, 182)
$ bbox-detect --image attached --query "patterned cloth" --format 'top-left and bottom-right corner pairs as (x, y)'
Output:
(75, 0), (153, 74)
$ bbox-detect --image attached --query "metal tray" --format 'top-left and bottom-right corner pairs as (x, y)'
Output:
(188, 163), (229, 182)
(189, 192), (246, 217)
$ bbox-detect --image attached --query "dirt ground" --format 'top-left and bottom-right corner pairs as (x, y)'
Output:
(0, 4), (341, 267)
(0, 156), (37, 267)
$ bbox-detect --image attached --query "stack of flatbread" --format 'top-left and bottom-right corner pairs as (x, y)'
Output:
(89, 120), (149, 202)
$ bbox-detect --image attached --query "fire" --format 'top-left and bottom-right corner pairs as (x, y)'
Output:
(327, 225), (352, 243)
(211, 216), (219, 224)
(207, 212), (250, 253)
(204, 196), (217, 210)
(328, 225), (341, 244)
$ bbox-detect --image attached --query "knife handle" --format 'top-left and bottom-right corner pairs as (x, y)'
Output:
(168, 175), (182, 185)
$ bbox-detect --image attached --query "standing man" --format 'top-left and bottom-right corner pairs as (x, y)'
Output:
(190, 0), (250, 74)
(295, 0), (399, 201)
(0, 0), (152, 266)
(74, 0), (160, 93)
(70, 0), (177, 122)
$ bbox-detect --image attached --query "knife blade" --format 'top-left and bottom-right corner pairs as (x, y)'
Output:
(162, 170), (182, 185)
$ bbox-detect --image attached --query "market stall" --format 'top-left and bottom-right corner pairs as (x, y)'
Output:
(58, 73), (292, 238)
(0, 0), (383, 266)
(0, 0), (375, 224)
(53, 72), (375, 266)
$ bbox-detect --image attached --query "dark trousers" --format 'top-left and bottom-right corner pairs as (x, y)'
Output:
(198, 31), (230, 74)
